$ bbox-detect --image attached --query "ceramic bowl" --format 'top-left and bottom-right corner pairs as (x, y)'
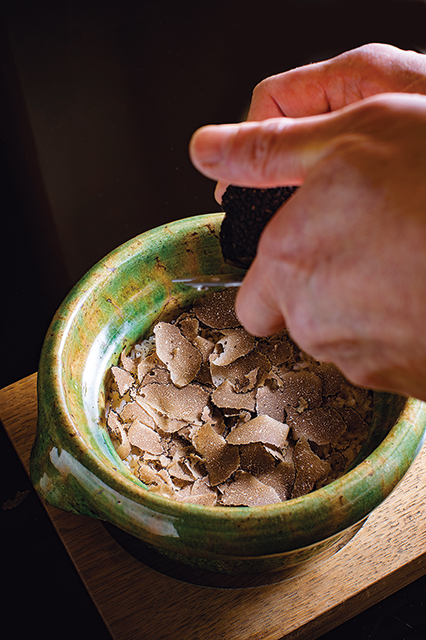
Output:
(30, 213), (426, 575)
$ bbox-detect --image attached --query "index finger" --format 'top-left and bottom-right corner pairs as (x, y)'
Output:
(191, 93), (425, 190)
(190, 111), (339, 189)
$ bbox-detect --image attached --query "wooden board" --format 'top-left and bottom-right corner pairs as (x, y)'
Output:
(1, 373), (426, 640)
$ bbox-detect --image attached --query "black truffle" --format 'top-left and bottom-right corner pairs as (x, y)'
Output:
(220, 185), (297, 268)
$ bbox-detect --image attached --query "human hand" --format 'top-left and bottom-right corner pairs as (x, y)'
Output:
(214, 43), (426, 200)
(189, 92), (426, 401)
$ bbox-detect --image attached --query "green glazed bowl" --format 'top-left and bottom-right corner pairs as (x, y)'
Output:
(30, 213), (426, 575)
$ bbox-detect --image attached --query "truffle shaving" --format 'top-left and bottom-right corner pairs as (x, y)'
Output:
(192, 423), (240, 486)
(292, 438), (331, 498)
(290, 407), (347, 445)
(193, 288), (240, 329)
(219, 471), (281, 506)
(154, 321), (202, 387)
(211, 380), (257, 412)
(111, 366), (134, 397)
(227, 415), (289, 449)
(138, 382), (210, 422)
(279, 370), (323, 408)
(210, 328), (256, 366)
(127, 420), (164, 456)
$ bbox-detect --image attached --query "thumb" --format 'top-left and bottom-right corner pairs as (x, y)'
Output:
(189, 112), (341, 188)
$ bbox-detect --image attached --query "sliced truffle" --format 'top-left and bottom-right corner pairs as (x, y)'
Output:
(119, 400), (157, 429)
(127, 419), (164, 456)
(220, 185), (297, 268)
(337, 406), (369, 433)
(167, 459), (195, 483)
(135, 396), (190, 433)
(192, 335), (216, 385)
(176, 314), (200, 342)
(227, 414), (289, 449)
(315, 362), (345, 396)
(111, 366), (134, 397)
(193, 288), (240, 329)
(256, 384), (285, 422)
(239, 443), (276, 475)
(212, 379), (257, 412)
(139, 366), (171, 387)
(107, 411), (131, 459)
(120, 349), (137, 374)
(193, 335), (216, 362)
(257, 457), (296, 501)
(210, 350), (271, 389)
(219, 470), (281, 506)
(105, 286), (374, 506)
(210, 328), (256, 366)
(258, 333), (294, 366)
(136, 461), (165, 486)
(192, 422), (240, 486)
(138, 382), (210, 422)
(188, 478), (218, 506)
(290, 407), (347, 445)
(292, 438), (331, 498)
(279, 370), (322, 409)
(154, 321), (202, 387)
(137, 351), (163, 383)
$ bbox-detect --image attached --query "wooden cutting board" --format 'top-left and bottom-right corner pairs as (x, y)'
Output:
(1, 373), (426, 640)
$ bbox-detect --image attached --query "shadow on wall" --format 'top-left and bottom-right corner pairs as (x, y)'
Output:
(1, 0), (426, 386)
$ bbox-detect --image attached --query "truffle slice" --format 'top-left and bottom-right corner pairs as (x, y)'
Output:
(210, 350), (271, 389)
(120, 349), (137, 374)
(135, 397), (190, 433)
(176, 314), (200, 342)
(192, 422), (240, 486)
(337, 406), (369, 433)
(111, 366), (134, 397)
(154, 322), (202, 387)
(136, 351), (164, 383)
(257, 457), (296, 501)
(107, 411), (131, 459)
(291, 438), (331, 498)
(210, 328), (256, 366)
(227, 414), (289, 449)
(315, 362), (345, 396)
(212, 379), (257, 412)
(256, 384), (285, 422)
(119, 400), (157, 429)
(257, 332), (294, 366)
(138, 382), (210, 422)
(220, 185), (297, 268)
(193, 288), (240, 329)
(219, 470), (281, 506)
(239, 443), (276, 475)
(127, 419), (164, 456)
(279, 370), (323, 409)
(178, 478), (218, 506)
(290, 407), (347, 445)
(136, 461), (166, 487)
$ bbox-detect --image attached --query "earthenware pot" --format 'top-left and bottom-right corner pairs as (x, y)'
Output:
(30, 213), (426, 574)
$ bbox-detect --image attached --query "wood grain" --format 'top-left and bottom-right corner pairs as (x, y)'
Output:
(1, 373), (426, 640)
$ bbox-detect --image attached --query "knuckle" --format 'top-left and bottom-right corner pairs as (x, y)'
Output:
(252, 76), (274, 101)
(244, 120), (287, 183)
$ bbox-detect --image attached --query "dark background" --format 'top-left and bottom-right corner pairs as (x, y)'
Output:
(1, 1), (426, 638)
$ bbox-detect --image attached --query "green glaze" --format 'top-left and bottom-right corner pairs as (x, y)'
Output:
(30, 213), (426, 574)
